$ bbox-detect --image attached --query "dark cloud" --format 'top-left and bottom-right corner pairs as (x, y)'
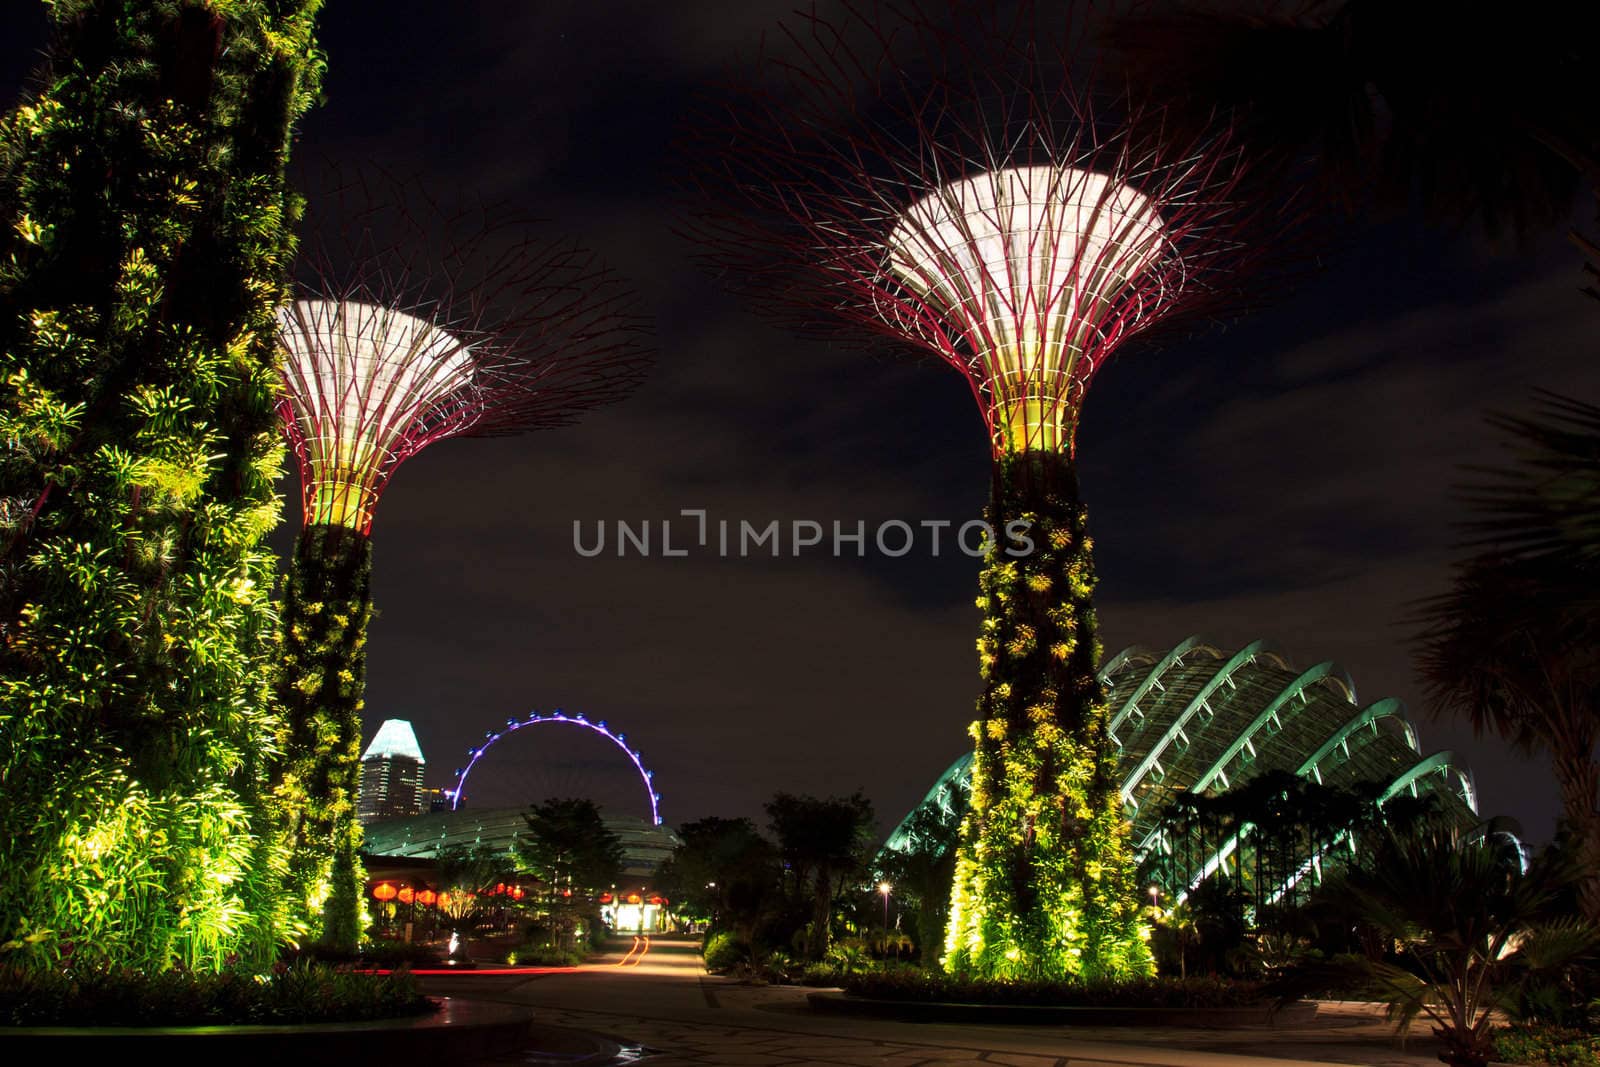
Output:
(1, 2), (1593, 843)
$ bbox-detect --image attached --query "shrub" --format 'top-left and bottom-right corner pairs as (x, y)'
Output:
(0, 962), (436, 1027)
(800, 963), (845, 987)
(357, 941), (445, 968)
(702, 932), (749, 974)
(1494, 1024), (1600, 1067)
(760, 950), (795, 984)
(513, 947), (583, 967)
(292, 941), (443, 969)
(825, 938), (873, 975)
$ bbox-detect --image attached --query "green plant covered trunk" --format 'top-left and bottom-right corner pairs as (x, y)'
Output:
(276, 523), (372, 952)
(0, 1), (323, 970)
(943, 451), (1152, 980)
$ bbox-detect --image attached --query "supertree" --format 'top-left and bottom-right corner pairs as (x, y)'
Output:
(683, 2), (1290, 979)
(0, 1), (323, 970)
(273, 190), (650, 948)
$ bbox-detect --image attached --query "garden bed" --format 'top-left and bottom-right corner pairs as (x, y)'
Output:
(0, 961), (435, 1027)
(1493, 1023), (1600, 1067)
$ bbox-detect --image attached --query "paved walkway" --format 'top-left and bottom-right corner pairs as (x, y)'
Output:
(419, 936), (1445, 1067)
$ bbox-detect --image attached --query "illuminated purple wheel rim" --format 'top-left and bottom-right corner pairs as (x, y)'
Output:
(447, 710), (661, 825)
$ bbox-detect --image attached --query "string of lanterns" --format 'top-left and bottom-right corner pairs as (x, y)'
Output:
(372, 882), (671, 907)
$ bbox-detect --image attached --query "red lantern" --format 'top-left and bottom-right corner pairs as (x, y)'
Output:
(417, 889), (437, 906)
(397, 886), (415, 905)
(599, 892), (613, 904)
(626, 893), (642, 905)
(494, 883), (507, 896)
(510, 886), (525, 901)
(648, 895), (665, 906)
(372, 882), (398, 902)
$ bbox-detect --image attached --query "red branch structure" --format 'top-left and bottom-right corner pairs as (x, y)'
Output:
(682, 1), (1290, 456)
(277, 187), (650, 533)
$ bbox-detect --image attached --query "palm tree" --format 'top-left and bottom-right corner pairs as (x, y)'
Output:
(1287, 826), (1597, 1067)
(1414, 393), (1600, 922)
(1105, 2), (1600, 288)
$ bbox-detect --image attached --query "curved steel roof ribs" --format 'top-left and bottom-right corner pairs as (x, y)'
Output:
(1108, 635), (1226, 742)
(1121, 639), (1285, 803)
(881, 637), (1503, 902)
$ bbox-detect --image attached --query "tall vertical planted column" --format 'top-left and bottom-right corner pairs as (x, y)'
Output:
(952, 451), (1141, 975)
(685, 3), (1290, 978)
(0, 0), (324, 970)
(272, 205), (650, 948)
(277, 522), (372, 950)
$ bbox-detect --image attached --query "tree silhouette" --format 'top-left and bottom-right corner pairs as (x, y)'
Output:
(766, 791), (875, 961)
(1113, 3), (1600, 241)
(877, 793), (967, 965)
(1107, 2), (1600, 292)
(517, 797), (624, 903)
(655, 816), (781, 945)
(1415, 393), (1600, 922)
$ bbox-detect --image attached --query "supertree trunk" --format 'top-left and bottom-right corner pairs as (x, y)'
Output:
(945, 451), (1150, 979)
(276, 523), (372, 951)
(0, 0), (323, 970)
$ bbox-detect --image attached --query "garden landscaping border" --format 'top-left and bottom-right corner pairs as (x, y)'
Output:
(0, 995), (537, 1063)
(807, 990), (1320, 1028)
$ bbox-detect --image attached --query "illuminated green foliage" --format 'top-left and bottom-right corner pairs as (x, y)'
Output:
(944, 451), (1153, 980)
(274, 524), (371, 952)
(0, 1), (324, 969)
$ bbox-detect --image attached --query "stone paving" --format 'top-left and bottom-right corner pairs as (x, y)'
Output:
(481, 989), (1440, 1067)
(426, 937), (1444, 1067)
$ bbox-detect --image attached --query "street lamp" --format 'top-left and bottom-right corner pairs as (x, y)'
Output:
(878, 881), (892, 929)
(1148, 884), (1161, 923)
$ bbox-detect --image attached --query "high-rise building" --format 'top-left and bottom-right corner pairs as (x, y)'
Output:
(357, 719), (426, 824)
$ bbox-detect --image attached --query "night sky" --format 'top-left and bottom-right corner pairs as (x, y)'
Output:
(2, 3), (1593, 844)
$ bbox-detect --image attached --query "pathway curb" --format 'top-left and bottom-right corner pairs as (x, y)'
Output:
(0, 995), (536, 1063)
(807, 990), (1320, 1028)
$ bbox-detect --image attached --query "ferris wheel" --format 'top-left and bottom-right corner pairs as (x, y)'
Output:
(446, 709), (662, 825)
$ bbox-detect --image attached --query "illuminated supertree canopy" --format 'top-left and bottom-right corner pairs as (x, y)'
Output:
(684, 2), (1293, 979)
(271, 190), (651, 949)
(276, 212), (649, 535)
(883, 164), (1173, 454)
(277, 300), (474, 533)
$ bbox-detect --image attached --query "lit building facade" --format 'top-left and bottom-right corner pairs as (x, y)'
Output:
(358, 719), (427, 824)
(361, 807), (678, 882)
